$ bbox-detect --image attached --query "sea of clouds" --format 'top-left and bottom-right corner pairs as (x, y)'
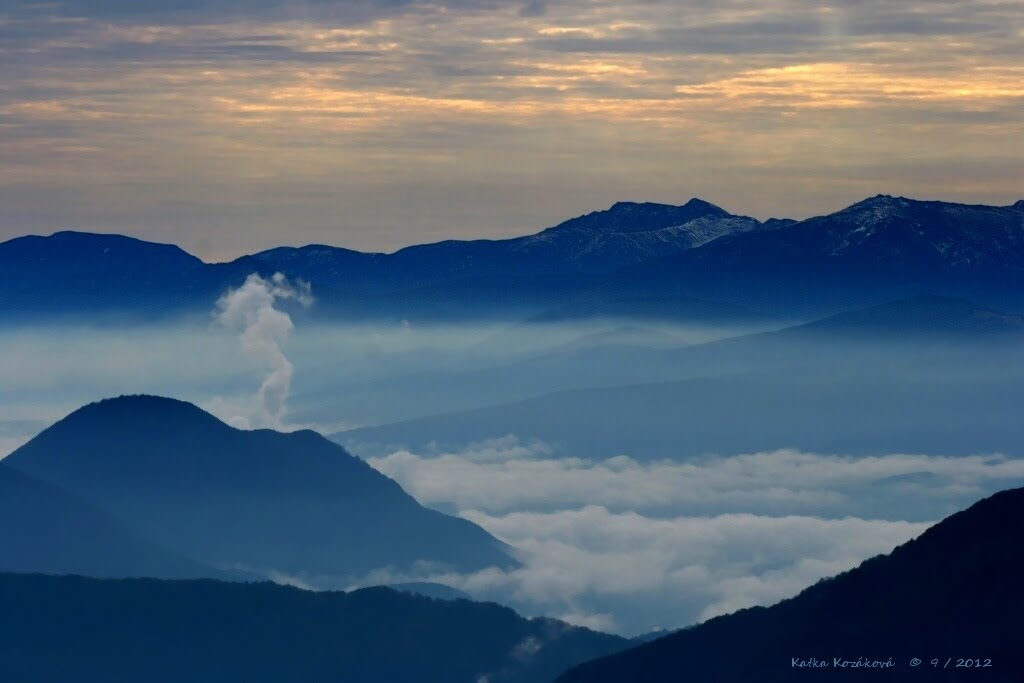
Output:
(359, 438), (1024, 634)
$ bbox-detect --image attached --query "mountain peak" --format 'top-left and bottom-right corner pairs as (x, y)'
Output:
(62, 394), (225, 428)
(21, 395), (236, 460)
(795, 295), (1024, 336)
(50, 229), (135, 240)
(603, 198), (726, 216)
(845, 194), (909, 211)
(681, 197), (726, 213)
(87, 394), (197, 409)
(532, 199), (743, 250)
(5, 395), (517, 577)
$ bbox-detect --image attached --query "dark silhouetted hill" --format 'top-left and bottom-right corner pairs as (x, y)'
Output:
(0, 231), (213, 318)
(558, 487), (1024, 682)
(0, 230), (201, 275)
(4, 395), (515, 579)
(0, 573), (627, 683)
(0, 464), (218, 579)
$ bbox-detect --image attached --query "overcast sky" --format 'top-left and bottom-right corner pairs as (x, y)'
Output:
(2, 0), (1022, 259)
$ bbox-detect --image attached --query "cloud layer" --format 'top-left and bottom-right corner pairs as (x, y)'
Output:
(369, 438), (1024, 519)
(358, 439), (1023, 634)
(355, 505), (930, 635)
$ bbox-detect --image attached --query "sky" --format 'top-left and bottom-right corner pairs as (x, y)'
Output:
(1, 0), (1022, 260)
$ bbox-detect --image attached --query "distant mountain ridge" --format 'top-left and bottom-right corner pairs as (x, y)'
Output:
(2, 195), (1022, 321)
(702, 195), (1024, 275)
(257, 198), (761, 281)
(3, 395), (515, 580)
(0, 230), (203, 275)
(0, 198), (773, 319)
(558, 486), (1024, 682)
(792, 295), (1024, 337)
(600, 195), (1024, 315)
(334, 296), (1024, 460)
(236, 198), (772, 317)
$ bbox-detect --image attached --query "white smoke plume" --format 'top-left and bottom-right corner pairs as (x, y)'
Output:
(215, 273), (312, 429)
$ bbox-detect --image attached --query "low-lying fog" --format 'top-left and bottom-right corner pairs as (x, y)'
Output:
(0, 316), (761, 442)
(2, 309), (1022, 635)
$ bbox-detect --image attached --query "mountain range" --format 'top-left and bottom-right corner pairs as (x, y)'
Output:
(1, 395), (514, 581)
(600, 195), (1024, 315)
(558, 486), (1024, 682)
(3, 195), (1022, 321)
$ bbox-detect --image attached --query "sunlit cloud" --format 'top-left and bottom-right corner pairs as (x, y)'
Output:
(674, 62), (1024, 109)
